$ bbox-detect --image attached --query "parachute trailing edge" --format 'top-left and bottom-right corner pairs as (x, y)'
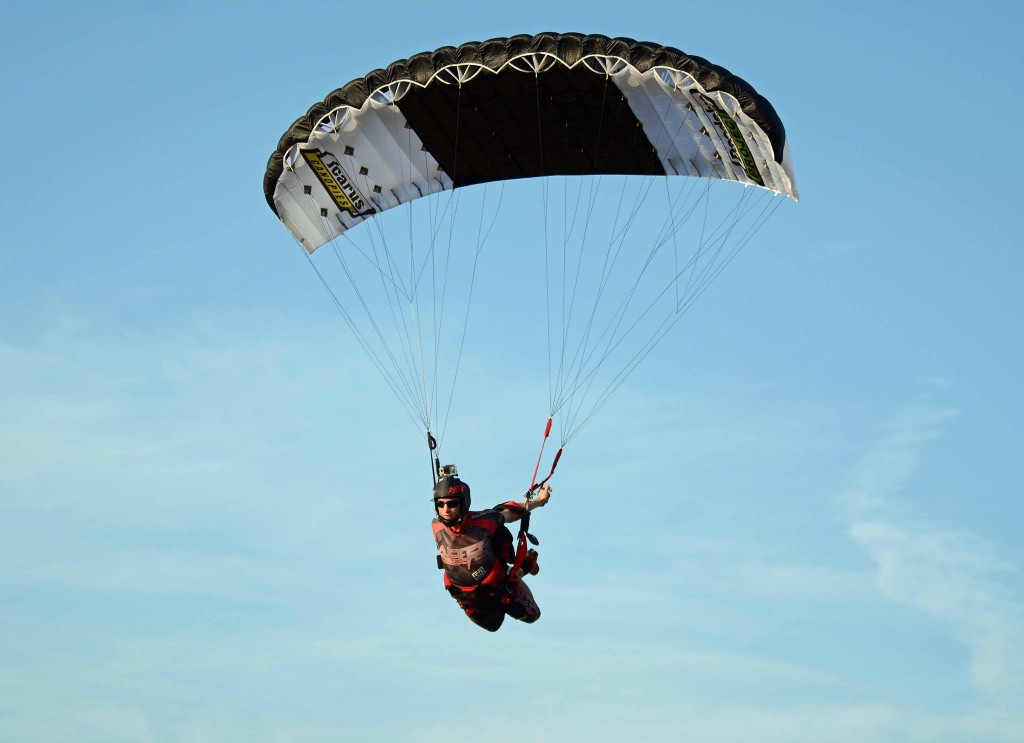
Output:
(263, 32), (797, 253)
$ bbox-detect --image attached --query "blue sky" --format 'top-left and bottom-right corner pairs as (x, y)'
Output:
(2, 1), (1023, 741)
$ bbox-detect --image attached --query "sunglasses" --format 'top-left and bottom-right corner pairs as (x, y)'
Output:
(436, 499), (462, 510)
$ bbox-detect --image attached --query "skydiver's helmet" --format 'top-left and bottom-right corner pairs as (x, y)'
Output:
(433, 476), (471, 525)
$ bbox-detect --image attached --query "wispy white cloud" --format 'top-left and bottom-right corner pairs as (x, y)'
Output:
(0, 313), (404, 502)
(839, 404), (1024, 727)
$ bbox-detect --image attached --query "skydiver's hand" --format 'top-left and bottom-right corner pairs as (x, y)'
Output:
(530, 484), (552, 510)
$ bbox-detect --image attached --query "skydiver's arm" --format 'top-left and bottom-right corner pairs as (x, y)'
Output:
(495, 484), (552, 524)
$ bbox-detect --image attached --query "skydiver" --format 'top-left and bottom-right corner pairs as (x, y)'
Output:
(431, 471), (551, 631)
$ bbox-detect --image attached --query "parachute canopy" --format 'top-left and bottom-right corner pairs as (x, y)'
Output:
(264, 32), (797, 253)
(262, 33), (797, 448)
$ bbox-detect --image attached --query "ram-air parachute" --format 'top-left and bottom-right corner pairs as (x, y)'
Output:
(263, 32), (797, 457)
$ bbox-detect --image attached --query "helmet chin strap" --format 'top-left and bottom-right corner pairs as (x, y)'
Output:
(434, 500), (464, 526)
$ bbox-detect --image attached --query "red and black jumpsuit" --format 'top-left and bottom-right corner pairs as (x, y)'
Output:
(432, 506), (541, 632)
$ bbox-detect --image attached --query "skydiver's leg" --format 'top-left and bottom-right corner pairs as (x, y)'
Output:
(463, 601), (506, 632)
(506, 581), (541, 624)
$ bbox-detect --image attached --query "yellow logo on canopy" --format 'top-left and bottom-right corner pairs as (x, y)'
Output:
(302, 149), (377, 218)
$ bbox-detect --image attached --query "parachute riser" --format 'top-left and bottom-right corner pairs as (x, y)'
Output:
(502, 415), (562, 603)
(527, 417), (553, 495)
(427, 430), (439, 486)
(526, 416), (563, 499)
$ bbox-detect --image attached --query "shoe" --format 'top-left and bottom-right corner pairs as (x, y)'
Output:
(522, 549), (540, 576)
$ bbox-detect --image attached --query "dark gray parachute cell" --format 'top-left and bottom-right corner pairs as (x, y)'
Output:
(263, 32), (797, 252)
